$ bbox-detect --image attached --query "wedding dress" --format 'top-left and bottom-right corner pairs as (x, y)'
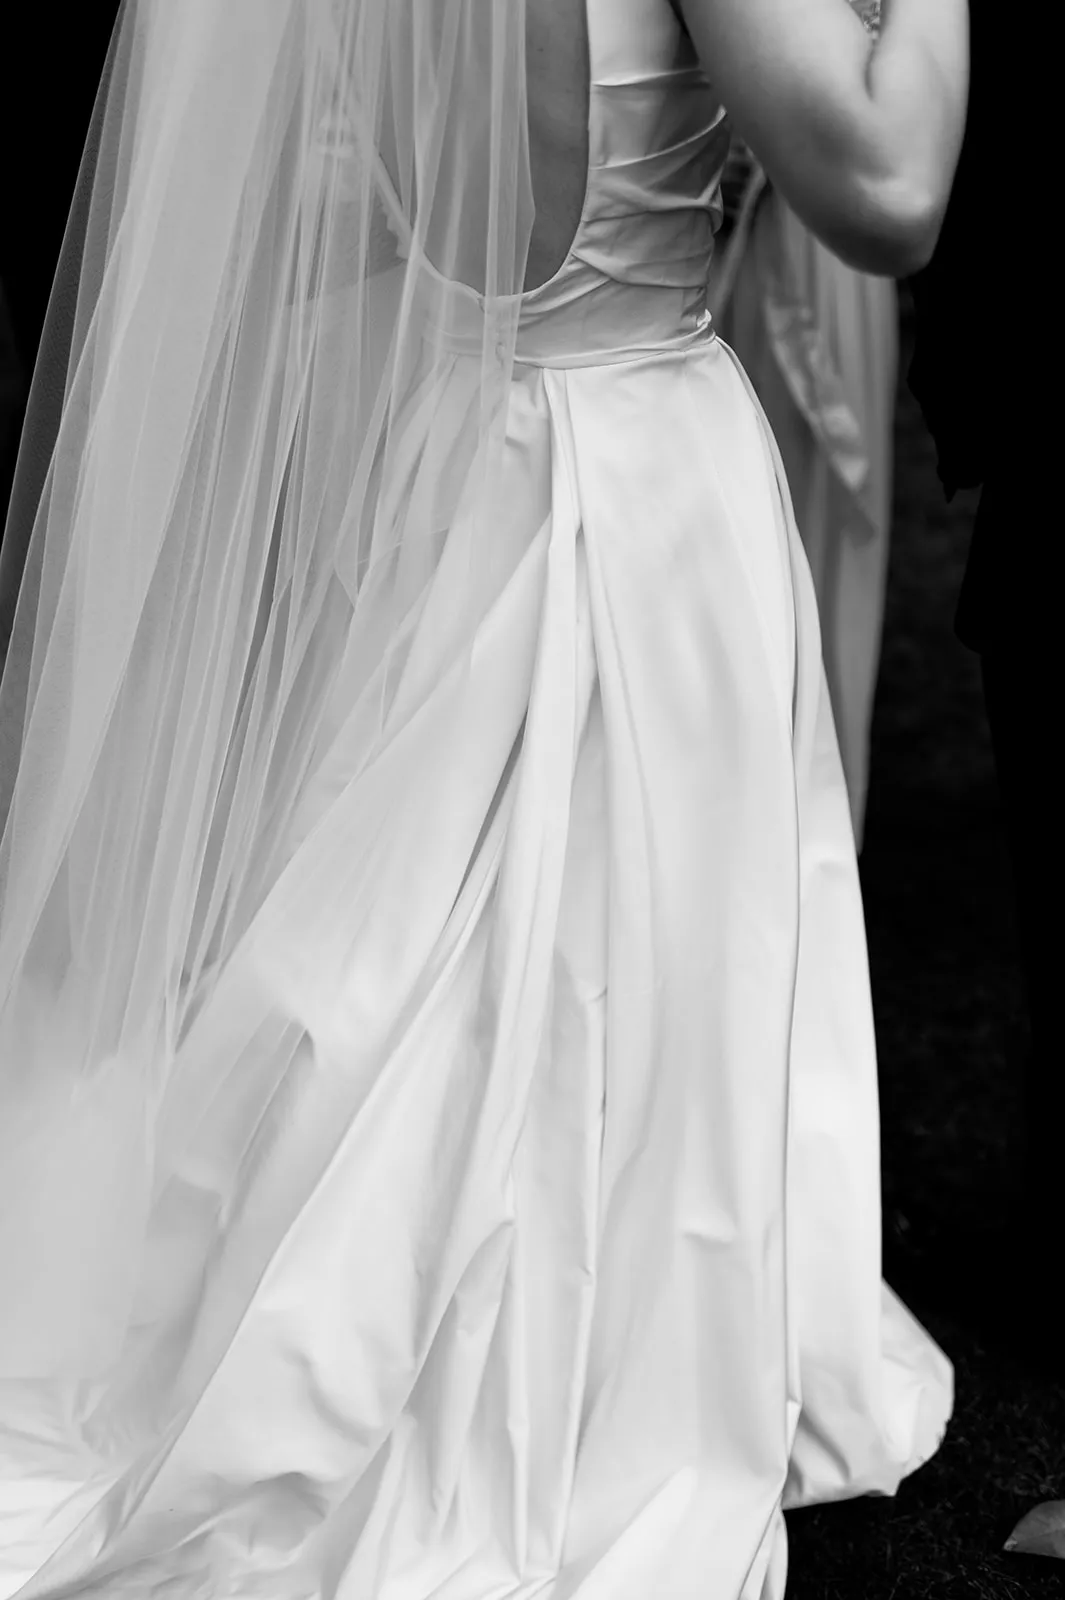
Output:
(0, 2), (951, 1596)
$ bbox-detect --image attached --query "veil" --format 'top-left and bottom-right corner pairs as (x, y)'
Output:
(0, 0), (533, 1380)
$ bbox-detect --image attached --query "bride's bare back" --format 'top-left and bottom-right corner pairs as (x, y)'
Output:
(524, 0), (590, 291)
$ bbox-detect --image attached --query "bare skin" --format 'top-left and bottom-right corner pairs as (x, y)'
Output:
(675, 0), (968, 274)
(524, 0), (591, 291)
(523, 0), (968, 282)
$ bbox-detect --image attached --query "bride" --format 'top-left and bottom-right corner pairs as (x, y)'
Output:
(0, 1), (966, 1596)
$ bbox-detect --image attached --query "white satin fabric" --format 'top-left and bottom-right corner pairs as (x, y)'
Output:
(711, 191), (898, 848)
(0, 3), (950, 1596)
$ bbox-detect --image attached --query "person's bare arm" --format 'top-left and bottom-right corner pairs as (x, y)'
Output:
(676, 0), (968, 275)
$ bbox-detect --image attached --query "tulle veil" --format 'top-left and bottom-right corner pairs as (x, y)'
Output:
(0, 0), (533, 1383)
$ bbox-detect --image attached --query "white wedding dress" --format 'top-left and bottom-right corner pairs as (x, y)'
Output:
(0, 3), (951, 1596)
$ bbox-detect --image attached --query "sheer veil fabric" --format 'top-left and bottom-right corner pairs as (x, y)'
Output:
(0, 0), (533, 1374)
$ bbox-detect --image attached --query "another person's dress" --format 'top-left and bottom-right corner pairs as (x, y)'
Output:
(0, 4), (951, 1597)
(710, 159), (898, 848)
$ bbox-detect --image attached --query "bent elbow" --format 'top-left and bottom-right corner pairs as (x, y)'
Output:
(876, 184), (946, 276)
(772, 152), (952, 279)
(826, 183), (945, 279)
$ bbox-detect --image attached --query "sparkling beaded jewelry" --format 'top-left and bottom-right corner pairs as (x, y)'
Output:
(850, 0), (883, 39)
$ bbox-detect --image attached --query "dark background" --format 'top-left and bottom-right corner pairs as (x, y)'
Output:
(783, 287), (1065, 1600)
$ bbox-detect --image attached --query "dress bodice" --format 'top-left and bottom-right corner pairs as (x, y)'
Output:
(517, 0), (730, 364)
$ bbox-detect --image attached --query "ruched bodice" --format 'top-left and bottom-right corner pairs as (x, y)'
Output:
(517, 0), (729, 364)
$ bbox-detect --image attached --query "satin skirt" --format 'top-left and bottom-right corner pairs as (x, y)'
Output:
(713, 192), (898, 849)
(0, 331), (949, 1600)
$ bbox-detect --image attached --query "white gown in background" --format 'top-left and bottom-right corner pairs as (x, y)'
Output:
(0, 4), (950, 1597)
(711, 180), (898, 849)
